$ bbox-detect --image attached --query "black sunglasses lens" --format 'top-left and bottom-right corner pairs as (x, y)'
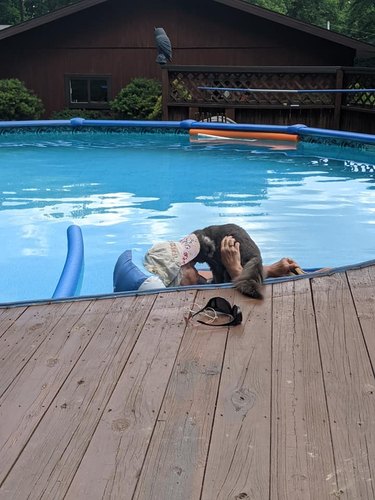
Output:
(192, 297), (242, 327)
(208, 297), (232, 315)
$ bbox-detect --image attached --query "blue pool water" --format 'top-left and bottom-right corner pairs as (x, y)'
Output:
(0, 130), (374, 303)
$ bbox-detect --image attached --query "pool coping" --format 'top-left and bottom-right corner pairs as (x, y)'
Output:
(0, 118), (375, 147)
(2, 258), (374, 309)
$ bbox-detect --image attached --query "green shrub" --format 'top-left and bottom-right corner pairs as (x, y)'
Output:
(51, 108), (113, 120)
(0, 79), (44, 120)
(110, 78), (162, 120)
(148, 95), (162, 120)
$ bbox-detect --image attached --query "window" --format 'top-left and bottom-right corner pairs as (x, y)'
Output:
(65, 75), (111, 109)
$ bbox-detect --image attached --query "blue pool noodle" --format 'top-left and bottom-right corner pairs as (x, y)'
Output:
(53, 225), (84, 299)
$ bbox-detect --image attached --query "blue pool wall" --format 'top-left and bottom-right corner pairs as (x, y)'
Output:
(0, 117), (375, 146)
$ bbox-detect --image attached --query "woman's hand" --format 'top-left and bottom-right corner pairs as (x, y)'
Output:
(220, 236), (243, 280)
(264, 257), (300, 278)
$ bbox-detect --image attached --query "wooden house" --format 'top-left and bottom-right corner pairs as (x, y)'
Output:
(0, 0), (374, 119)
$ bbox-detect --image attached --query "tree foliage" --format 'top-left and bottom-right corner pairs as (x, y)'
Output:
(22, 0), (78, 20)
(0, 0), (21, 24)
(347, 0), (375, 44)
(287, 0), (342, 29)
(0, 0), (79, 23)
(0, 78), (44, 120)
(250, 0), (287, 15)
(51, 108), (112, 119)
(248, 0), (375, 44)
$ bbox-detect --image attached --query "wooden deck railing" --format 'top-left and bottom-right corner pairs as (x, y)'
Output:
(161, 66), (375, 133)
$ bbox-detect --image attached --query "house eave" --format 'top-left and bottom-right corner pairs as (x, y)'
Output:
(0, 0), (374, 55)
(0, 0), (107, 41)
(213, 0), (375, 52)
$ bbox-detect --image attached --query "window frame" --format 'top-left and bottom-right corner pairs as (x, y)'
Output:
(65, 74), (112, 109)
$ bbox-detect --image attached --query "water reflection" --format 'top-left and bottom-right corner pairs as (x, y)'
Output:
(0, 133), (374, 303)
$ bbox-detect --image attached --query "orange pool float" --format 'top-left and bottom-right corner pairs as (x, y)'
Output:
(189, 128), (299, 142)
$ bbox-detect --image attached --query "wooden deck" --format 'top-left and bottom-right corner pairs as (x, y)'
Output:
(1, 263), (375, 499)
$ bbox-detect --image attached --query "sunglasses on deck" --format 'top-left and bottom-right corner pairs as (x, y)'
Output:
(190, 296), (243, 327)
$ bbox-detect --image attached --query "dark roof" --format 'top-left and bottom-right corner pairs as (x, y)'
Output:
(220, 0), (375, 51)
(0, 0), (374, 53)
(0, 0), (107, 40)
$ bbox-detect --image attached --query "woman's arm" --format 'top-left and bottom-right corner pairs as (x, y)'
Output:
(220, 236), (300, 279)
(220, 236), (243, 280)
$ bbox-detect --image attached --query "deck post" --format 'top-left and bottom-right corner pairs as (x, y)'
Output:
(161, 66), (169, 120)
(333, 67), (344, 129)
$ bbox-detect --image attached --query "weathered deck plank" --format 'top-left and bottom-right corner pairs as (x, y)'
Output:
(347, 265), (375, 360)
(312, 271), (375, 500)
(271, 278), (336, 500)
(65, 291), (193, 500)
(0, 295), (154, 499)
(133, 289), (231, 500)
(0, 299), (92, 485)
(0, 305), (26, 338)
(0, 264), (374, 500)
(0, 301), (74, 397)
(201, 286), (272, 500)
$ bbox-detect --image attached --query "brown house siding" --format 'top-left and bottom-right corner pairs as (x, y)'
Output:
(0, 0), (370, 117)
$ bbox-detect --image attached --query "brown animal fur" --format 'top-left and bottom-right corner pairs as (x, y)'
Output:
(193, 223), (264, 299)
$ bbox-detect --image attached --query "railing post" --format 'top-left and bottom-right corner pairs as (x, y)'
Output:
(161, 66), (169, 120)
(225, 108), (236, 122)
(189, 107), (200, 120)
(333, 68), (344, 130)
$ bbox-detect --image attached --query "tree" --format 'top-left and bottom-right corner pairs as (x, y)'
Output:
(23, 0), (78, 19)
(347, 0), (375, 44)
(287, 0), (343, 30)
(248, 0), (374, 44)
(0, 0), (80, 23)
(248, 0), (288, 14)
(0, 0), (21, 24)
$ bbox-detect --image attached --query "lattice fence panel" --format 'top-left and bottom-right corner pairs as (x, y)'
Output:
(167, 70), (338, 106)
(343, 72), (375, 109)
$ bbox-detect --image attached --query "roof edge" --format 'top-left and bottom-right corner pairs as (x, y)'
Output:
(0, 0), (107, 41)
(0, 0), (374, 52)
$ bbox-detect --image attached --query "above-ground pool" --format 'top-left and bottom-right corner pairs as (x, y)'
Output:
(0, 119), (374, 304)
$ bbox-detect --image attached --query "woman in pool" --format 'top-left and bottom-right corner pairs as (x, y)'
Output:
(113, 234), (301, 293)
